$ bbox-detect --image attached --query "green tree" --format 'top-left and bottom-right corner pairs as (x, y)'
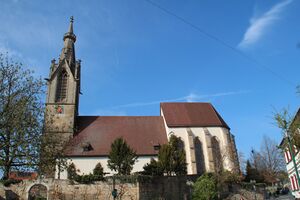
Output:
(192, 173), (217, 200)
(169, 135), (187, 175)
(93, 162), (104, 180)
(274, 108), (300, 149)
(0, 54), (44, 180)
(107, 137), (138, 175)
(67, 163), (77, 180)
(158, 144), (173, 175)
(142, 158), (163, 176)
(143, 135), (187, 176)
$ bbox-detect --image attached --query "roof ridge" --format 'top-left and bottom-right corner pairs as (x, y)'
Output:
(77, 115), (162, 117)
(210, 105), (230, 130)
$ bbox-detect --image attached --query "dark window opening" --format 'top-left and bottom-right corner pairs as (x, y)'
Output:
(56, 70), (68, 102)
(82, 142), (93, 152)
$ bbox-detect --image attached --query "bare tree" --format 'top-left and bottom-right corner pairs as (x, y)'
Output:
(249, 136), (285, 184)
(259, 135), (285, 183)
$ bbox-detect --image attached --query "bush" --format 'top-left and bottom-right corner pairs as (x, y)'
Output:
(74, 173), (95, 184)
(0, 179), (22, 187)
(93, 163), (104, 181)
(67, 162), (104, 184)
(221, 170), (242, 184)
(67, 163), (77, 180)
(142, 158), (163, 176)
(192, 173), (218, 200)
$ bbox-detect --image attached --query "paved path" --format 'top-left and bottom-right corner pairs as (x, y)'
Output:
(271, 194), (294, 200)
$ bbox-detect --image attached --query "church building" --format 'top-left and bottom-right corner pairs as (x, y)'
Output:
(44, 17), (239, 179)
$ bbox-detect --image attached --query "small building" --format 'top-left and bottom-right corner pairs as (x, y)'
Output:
(43, 17), (239, 179)
(280, 108), (300, 198)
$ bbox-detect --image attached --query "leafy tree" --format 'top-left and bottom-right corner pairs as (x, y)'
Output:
(192, 173), (217, 200)
(107, 137), (138, 175)
(142, 158), (163, 176)
(274, 108), (300, 149)
(0, 54), (44, 180)
(93, 162), (104, 179)
(158, 144), (173, 175)
(143, 135), (187, 176)
(169, 135), (187, 175)
(67, 163), (77, 180)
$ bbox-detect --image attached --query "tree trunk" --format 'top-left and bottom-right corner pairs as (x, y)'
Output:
(3, 164), (10, 180)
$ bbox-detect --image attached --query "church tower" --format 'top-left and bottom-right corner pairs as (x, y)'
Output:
(44, 17), (81, 145)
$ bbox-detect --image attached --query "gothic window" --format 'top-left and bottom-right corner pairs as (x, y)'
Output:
(194, 137), (206, 175)
(56, 70), (68, 102)
(211, 136), (223, 173)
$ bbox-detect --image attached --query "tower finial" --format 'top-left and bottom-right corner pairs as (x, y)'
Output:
(63, 16), (76, 42)
(68, 16), (74, 34)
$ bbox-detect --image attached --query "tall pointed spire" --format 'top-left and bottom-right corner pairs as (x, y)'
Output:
(60, 16), (76, 62)
(68, 16), (74, 33)
(63, 16), (76, 42)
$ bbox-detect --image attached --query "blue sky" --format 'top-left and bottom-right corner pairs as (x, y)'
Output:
(1, 0), (300, 159)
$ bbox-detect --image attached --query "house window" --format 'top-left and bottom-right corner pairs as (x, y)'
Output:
(284, 149), (292, 164)
(56, 70), (68, 102)
(291, 174), (299, 191)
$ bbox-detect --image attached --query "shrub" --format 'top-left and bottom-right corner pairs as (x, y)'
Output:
(93, 163), (104, 181)
(192, 173), (218, 200)
(67, 162), (104, 184)
(0, 179), (22, 187)
(142, 158), (163, 176)
(67, 163), (77, 180)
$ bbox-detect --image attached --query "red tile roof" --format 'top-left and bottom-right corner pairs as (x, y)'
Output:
(65, 116), (168, 157)
(160, 102), (230, 129)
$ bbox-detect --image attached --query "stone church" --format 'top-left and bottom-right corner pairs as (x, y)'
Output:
(44, 17), (239, 179)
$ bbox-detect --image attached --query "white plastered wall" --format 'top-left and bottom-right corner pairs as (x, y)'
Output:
(56, 156), (156, 179)
(160, 109), (235, 174)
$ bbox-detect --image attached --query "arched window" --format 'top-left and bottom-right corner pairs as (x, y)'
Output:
(194, 137), (206, 175)
(211, 136), (223, 173)
(28, 184), (48, 200)
(56, 70), (68, 102)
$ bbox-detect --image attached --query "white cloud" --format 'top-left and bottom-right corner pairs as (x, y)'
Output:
(112, 90), (250, 108)
(238, 0), (292, 49)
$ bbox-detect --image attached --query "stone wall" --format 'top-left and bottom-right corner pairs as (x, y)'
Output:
(0, 176), (266, 200)
(0, 178), (139, 200)
(138, 175), (197, 200)
(0, 176), (196, 200)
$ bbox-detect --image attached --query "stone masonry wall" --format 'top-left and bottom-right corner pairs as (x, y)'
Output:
(0, 176), (265, 200)
(0, 178), (139, 200)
